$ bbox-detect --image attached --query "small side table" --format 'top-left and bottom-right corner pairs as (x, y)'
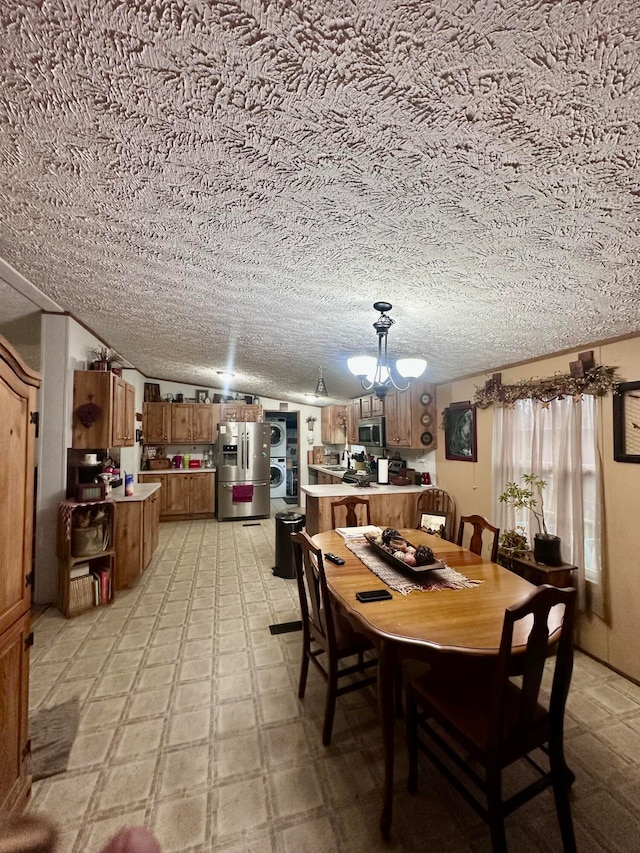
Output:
(509, 552), (577, 588)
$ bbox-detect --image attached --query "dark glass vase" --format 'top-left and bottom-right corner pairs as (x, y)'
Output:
(533, 534), (562, 567)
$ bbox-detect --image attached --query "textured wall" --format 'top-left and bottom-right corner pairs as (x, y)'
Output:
(1, 1), (639, 400)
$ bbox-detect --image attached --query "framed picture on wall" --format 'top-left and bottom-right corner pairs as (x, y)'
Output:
(613, 380), (640, 463)
(195, 389), (208, 404)
(444, 402), (477, 462)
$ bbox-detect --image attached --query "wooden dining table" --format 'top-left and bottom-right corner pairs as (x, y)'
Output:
(312, 528), (542, 839)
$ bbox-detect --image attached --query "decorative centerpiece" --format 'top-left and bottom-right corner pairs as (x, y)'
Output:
(498, 474), (562, 566)
(364, 528), (445, 574)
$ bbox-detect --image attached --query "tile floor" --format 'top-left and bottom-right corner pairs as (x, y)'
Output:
(28, 508), (640, 852)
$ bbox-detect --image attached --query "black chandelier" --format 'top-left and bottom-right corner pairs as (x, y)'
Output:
(347, 302), (427, 399)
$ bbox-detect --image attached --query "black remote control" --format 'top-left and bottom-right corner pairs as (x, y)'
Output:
(324, 553), (345, 565)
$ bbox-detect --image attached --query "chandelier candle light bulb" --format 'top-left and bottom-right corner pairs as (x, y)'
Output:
(348, 302), (427, 399)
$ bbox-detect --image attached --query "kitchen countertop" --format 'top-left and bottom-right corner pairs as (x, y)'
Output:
(139, 467), (216, 474)
(302, 483), (430, 498)
(110, 482), (162, 502)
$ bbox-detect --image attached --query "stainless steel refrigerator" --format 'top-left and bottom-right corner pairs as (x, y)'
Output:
(216, 422), (271, 520)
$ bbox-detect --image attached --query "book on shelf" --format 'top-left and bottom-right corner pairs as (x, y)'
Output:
(90, 567), (111, 604)
(70, 574), (94, 612)
(70, 562), (91, 580)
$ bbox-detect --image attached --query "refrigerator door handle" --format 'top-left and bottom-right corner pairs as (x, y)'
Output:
(245, 432), (250, 471)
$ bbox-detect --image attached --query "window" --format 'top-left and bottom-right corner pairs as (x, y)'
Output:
(492, 396), (602, 606)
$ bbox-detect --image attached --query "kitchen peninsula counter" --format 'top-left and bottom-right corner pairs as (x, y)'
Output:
(110, 482), (162, 500)
(109, 483), (162, 589)
(301, 482), (431, 536)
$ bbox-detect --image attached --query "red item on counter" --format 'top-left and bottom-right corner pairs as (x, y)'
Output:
(189, 460), (201, 468)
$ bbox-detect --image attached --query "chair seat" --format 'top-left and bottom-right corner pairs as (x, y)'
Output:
(410, 671), (548, 758)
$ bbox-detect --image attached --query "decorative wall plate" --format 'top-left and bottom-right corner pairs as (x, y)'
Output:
(420, 392), (432, 405)
(420, 430), (434, 446)
(420, 412), (433, 427)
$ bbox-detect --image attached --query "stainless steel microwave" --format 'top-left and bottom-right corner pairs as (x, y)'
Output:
(357, 416), (385, 447)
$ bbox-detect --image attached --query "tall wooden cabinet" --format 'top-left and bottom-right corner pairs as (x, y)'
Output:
(0, 335), (40, 813)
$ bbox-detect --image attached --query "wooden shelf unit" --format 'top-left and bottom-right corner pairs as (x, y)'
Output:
(57, 500), (116, 618)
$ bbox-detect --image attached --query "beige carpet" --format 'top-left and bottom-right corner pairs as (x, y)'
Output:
(29, 696), (80, 781)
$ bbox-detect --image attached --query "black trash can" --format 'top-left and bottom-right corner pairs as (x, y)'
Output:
(273, 511), (305, 579)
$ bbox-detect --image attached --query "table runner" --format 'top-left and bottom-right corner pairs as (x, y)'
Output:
(345, 538), (482, 595)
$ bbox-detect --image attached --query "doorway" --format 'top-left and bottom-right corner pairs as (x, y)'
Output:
(265, 410), (300, 504)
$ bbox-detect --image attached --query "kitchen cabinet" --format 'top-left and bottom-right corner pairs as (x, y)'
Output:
(143, 402), (172, 443)
(143, 402), (219, 444)
(360, 394), (384, 418)
(72, 370), (135, 449)
(383, 383), (438, 450)
(321, 405), (347, 444)
(112, 376), (135, 446)
(139, 472), (215, 519)
(137, 473), (166, 514)
(164, 473), (190, 516)
(346, 399), (360, 444)
(57, 500), (116, 616)
(192, 403), (218, 442)
(143, 490), (160, 570)
(189, 472), (215, 514)
(384, 388), (413, 447)
(0, 334), (40, 814)
(113, 486), (161, 590)
(219, 403), (261, 423)
(171, 404), (194, 442)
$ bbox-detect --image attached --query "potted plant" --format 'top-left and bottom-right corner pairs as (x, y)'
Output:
(497, 528), (529, 568)
(89, 346), (121, 372)
(498, 473), (563, 566)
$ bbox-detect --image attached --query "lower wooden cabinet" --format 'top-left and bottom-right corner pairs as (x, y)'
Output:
(0, 611), (31, 814)
(139, 472), (215, 519)
(114, 489), (161, 590)
(143, 490), (160, 569)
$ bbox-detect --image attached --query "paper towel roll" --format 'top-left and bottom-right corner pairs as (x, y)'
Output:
(377, 458), (389, 484)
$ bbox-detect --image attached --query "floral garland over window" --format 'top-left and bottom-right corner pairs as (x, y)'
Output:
(474, 365), (618, 409)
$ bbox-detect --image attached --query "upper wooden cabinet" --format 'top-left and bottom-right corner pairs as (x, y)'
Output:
(112, 377), (135, 446)
(385, 382), (437, 450)
(143, 402), (220, 444)
(72, 371), (135, 449)
(321, 405), (347, 444)
(360, 394), (384, 418)
(219, 403), (262, 423)
(143, 402), (172, 443)
(384, 388), (413, 447)
(346, 399), (360, 444)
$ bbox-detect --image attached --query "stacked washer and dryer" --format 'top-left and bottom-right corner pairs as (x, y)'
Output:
(268, 418), (287, 498)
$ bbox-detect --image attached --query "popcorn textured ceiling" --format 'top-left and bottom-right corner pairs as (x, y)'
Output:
(0, 0), (639, 402)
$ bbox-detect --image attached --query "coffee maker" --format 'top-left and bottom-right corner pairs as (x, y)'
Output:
(66, 449), (105, 499)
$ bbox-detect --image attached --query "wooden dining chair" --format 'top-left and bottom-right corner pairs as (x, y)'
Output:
(457, 513), (500, 562)
(416, 488), (456, 540)
(330, 495), (372, 529)
(291, 530), (377, 746)
(406, 584), (577, 853)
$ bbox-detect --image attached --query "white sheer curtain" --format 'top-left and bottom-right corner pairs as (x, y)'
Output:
(492, 396), (604, 614)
